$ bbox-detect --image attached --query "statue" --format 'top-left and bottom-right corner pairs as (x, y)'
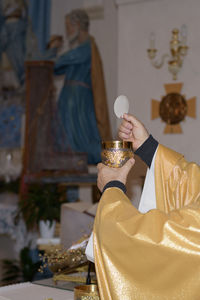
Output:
(49, 9), (111, 165)
(0, 0), (28, 88)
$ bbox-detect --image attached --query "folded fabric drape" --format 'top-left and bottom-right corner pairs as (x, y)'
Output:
(94, 144), (200, 299)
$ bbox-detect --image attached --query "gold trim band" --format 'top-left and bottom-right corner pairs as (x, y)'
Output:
(102, 140), (132, 149)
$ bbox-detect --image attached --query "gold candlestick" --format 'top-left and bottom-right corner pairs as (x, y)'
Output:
(74, 284), (100, 300)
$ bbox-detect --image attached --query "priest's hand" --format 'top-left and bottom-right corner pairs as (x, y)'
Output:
(118, 114), (149, 151)
(97, 158), (135, 192)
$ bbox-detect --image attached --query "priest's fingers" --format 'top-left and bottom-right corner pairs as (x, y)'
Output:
(118, 131), (132, 141)
(120, 119), (133, 130)
(97, 158), (135, 192)
(119, 158), (135, 182)
(97, 163), (118, 192)
(122, 113), (149, 150)
(97, 163), (104, 170)
(119, 124), (132, 134)
(123, 114), (148, 135)
(123, 114), (142, 128)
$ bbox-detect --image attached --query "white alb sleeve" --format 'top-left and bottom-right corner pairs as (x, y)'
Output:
(85, 232), (94, 263)
(138, 149), (157, 213)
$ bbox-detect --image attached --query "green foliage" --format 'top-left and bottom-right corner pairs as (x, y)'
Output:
(20, 247), (41, 282)
(18, 183), (65, 229)
(1, 246), (41, 285)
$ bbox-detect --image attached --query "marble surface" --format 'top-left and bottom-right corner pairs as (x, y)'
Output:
(0, 282), (74, 300)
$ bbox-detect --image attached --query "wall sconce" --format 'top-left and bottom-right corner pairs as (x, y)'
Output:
(147, 25), (188, 80)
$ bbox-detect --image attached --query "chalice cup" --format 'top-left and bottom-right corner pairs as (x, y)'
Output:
(101, 140), (134, 168)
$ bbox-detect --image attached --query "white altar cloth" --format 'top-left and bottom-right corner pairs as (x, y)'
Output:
(0, 282), (73, 300)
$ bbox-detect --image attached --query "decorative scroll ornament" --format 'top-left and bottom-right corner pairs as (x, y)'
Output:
(151, 83), (196, 134)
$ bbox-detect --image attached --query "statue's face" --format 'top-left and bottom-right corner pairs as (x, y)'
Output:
(65, 17), (79, 40)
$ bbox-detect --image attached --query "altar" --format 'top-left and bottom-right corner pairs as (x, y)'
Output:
(0, 282), (74, 300)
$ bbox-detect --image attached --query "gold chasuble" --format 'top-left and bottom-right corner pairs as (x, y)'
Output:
(93, 144), (200, 299)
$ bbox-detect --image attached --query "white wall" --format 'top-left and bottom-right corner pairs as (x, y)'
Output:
(118, 0), (200, 170)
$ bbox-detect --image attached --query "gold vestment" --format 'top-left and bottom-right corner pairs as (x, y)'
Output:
(93, 144), (200, 299)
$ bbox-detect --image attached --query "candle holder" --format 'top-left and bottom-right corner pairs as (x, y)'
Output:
(74, 284), (100, 300)
(101, 140), (133, 168)
(147, 25), (189, 80)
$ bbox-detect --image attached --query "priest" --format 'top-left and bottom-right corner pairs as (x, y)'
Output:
(91, 113), (200, 299)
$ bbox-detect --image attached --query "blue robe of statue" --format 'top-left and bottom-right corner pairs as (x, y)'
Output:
(54, 39), (101, 164)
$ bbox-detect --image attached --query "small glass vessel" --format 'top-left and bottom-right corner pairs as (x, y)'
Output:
(74, 284), (100, 300)
(101, 140), (133, 168)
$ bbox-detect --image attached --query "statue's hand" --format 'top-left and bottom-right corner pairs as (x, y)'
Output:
(48, 35), (63, 49)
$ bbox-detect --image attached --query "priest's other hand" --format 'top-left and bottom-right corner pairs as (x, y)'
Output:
(118, 114), (149, 151)
(97, 158), (135, 192)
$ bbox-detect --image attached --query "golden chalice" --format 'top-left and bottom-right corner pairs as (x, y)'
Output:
(101, 140), (133, 168)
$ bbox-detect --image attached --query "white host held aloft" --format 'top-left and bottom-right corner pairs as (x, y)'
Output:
(114, 95), (130, 118)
